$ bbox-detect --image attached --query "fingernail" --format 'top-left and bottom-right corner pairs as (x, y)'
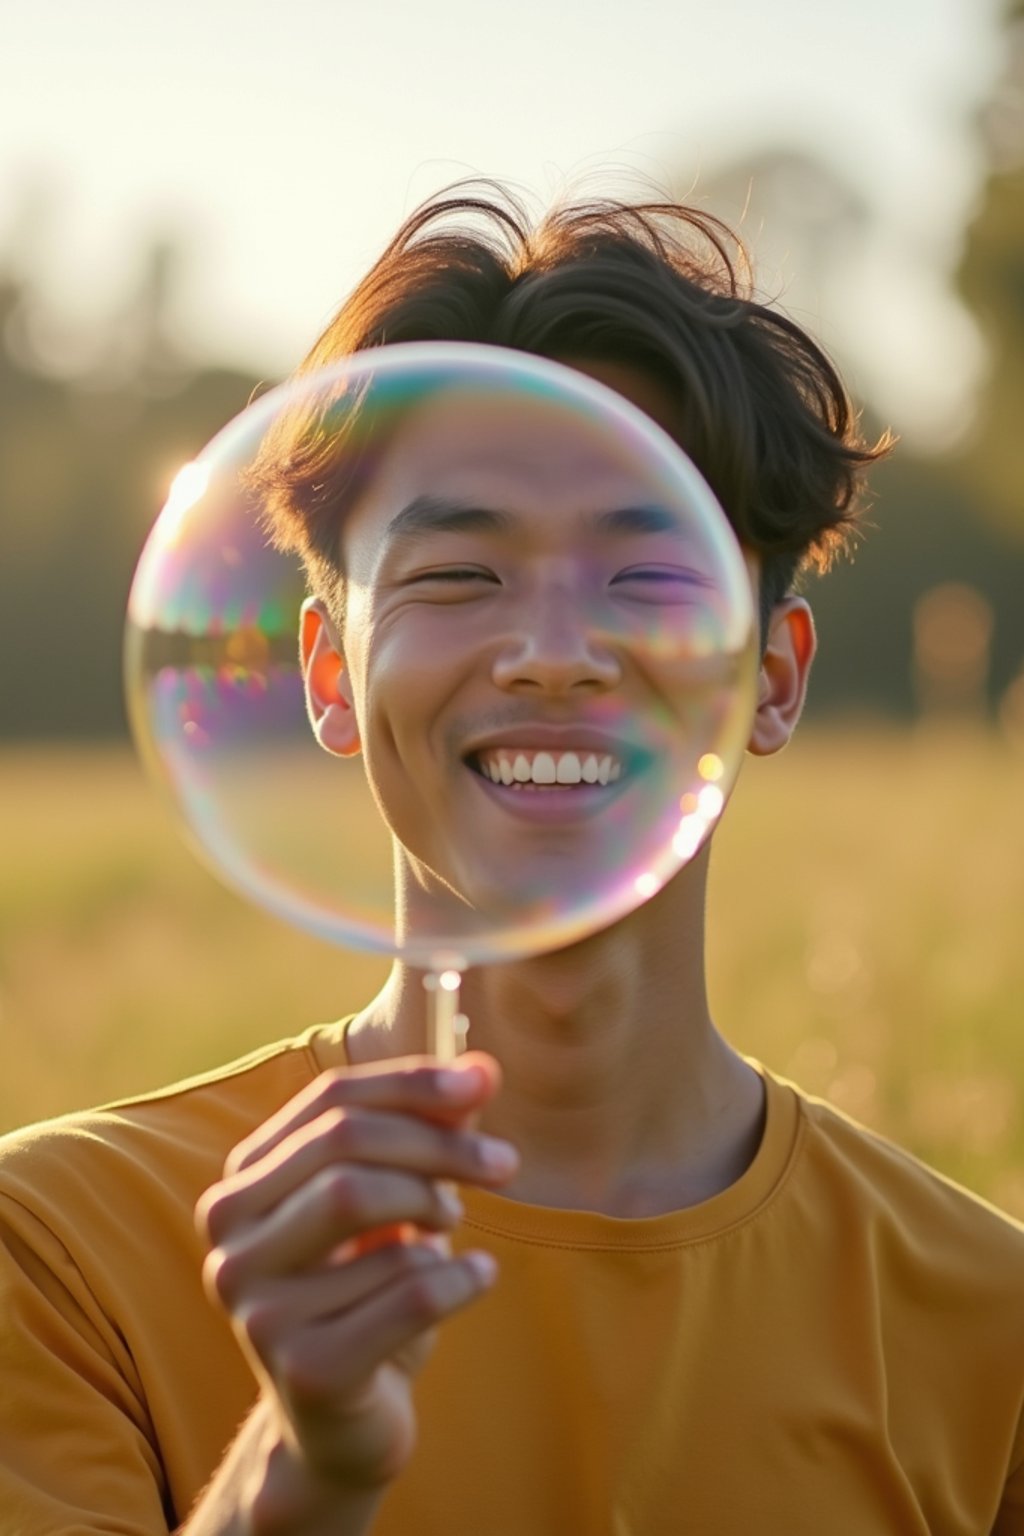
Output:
(438, 1066), (482, 1099)
(479, 1136), (518, 1174)
(438, 1183), (464, 1221)
(464, 1250), (498, 1286)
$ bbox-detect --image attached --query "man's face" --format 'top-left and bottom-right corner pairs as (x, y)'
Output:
(322, 363), (756, 936)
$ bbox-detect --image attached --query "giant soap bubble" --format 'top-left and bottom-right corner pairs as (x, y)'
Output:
(125, 343), (758, 1051)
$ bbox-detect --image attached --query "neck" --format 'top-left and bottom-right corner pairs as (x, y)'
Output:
(344, 850), (765, 1216)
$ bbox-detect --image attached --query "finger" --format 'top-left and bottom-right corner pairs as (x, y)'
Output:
(207, 1166), (462, 1296)
(224, 1052), (502, 1178)
(274, 1250), (498, 1403)
(203, 1106), (518, 1243)
(231, 1236), (451, 1362)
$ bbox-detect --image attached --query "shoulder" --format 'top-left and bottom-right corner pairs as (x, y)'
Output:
(764, 1062), (1024, 1292)
(0, 1027), (327, 1244)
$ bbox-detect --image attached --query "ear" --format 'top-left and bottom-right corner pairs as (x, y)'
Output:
(747, 597), (816, 757)
(299, 597), (361, 758)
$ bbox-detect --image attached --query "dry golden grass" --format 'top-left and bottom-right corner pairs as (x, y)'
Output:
(1, 729), (1021, 1217)
(708, 723), (1024, 1219)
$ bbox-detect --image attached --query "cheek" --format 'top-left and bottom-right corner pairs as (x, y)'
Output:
(356, 607), (479, 764)
(369, 599), (493, 681)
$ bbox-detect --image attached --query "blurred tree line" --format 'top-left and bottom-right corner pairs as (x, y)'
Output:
(0, 251), (263, 739)
(689, 0), (1024, 732)
(1, 12), (1022, 740)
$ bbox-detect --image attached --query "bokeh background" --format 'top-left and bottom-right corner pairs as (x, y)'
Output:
(1, 0), (1022, 1213)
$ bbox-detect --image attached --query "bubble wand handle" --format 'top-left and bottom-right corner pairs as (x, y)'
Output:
(423, 968), (469, 1060)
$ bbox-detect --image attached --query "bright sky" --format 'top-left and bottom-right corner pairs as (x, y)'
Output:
(2, 0), (1006, 445)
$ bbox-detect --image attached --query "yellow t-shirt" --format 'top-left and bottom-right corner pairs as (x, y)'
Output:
(1, 1022), (1022, 1535)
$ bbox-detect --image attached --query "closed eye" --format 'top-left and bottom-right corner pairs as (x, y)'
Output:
(409, 567), (499, 584)
(610, 566), (713, 600)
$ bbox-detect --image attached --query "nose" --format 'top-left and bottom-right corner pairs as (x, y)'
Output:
(490, 585), (621, 696)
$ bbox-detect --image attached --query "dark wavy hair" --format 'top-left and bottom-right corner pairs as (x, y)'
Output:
(254, 179), (893, 637)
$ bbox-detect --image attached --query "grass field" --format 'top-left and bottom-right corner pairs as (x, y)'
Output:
(1, 729), (1022, 1218)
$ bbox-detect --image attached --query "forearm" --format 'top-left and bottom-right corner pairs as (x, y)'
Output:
(178, 1395), (386, 1536)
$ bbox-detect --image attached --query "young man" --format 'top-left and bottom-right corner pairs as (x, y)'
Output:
(1, 183), (1022, 1536)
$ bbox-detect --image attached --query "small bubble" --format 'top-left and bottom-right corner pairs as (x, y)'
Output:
(697, 752), (724, 781)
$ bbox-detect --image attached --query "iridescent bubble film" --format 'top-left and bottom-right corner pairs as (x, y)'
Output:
(125, 343), (758, 969)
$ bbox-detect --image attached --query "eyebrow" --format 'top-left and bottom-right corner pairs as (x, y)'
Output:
(591, 505), (684, 536)
(385, 495), (686, 545)
(385, 496), (514, 544)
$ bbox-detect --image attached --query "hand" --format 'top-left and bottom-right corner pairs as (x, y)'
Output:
(194, 1052), (517, 1498)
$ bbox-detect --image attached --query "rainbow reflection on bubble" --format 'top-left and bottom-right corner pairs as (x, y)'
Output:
(125, 342), (758, 969)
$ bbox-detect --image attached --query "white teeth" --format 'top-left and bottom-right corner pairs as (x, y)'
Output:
(476, 749), (623, 787)
(556, 753), (582, 784)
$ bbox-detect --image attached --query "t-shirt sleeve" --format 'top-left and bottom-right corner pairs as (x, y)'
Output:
(0, 1190), (172, 1534)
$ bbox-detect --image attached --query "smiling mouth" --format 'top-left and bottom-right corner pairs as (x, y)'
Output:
(467, 747), (624, 789)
